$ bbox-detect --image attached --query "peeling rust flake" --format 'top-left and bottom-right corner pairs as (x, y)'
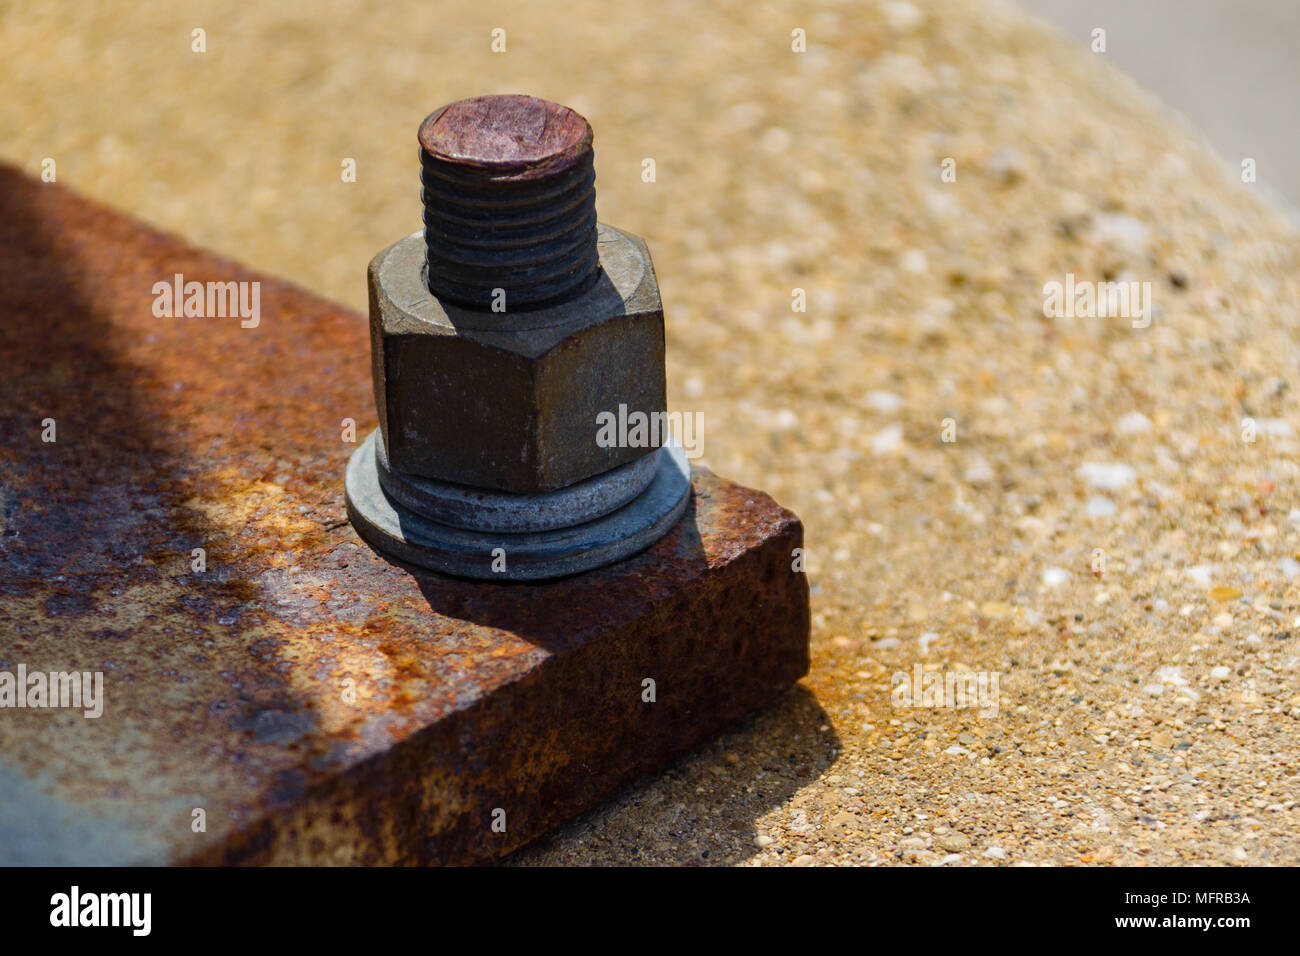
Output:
(0, 164), (810, 865)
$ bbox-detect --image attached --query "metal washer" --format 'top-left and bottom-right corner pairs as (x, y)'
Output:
(346, 430), (691, 581)
(373, 430), (662, 533)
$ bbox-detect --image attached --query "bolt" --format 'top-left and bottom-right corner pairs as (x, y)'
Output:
(418, 94), (600, 311)
(346, 94), (690, 580)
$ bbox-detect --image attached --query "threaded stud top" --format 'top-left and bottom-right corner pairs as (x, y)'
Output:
(418, 95), (600, 311)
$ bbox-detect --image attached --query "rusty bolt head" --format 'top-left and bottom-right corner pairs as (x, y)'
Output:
(418, 94), (592, 180)
(418, 95), (601, 311)
(368, 224), (667, 494)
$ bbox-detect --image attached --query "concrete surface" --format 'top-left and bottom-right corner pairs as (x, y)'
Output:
(1021, 0), (1300, 214)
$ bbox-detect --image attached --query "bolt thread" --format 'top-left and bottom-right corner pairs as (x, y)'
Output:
(418, 101), (600, 311)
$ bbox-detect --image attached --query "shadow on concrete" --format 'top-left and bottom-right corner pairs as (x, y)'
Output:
(502, 683), (840, 866)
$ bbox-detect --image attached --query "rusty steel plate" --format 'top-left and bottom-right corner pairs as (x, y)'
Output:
(0, 165), (810, 865)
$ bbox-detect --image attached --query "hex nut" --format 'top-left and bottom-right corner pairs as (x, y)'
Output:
(369, 222), (667, 494)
